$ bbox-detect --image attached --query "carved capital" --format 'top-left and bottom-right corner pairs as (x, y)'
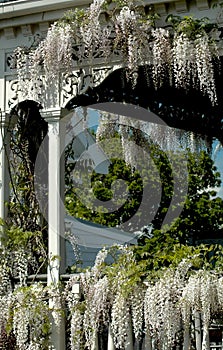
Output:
(4, 27), (15, 40)
(175, 0), (188, 13)
(21, 25), (33, 37)
(39, 22), (49, 35)
(41, 107), (69, 123)
(154, 3), (167, 15)
(196, 0), (209, 10)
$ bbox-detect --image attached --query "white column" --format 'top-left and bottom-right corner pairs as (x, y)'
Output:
(108, 324), (115, 350)
(125, 315), (134, 350)
(183, 327), (191, 350)
(0, 50), (5, 113)
(92, 334), (99, 350)
(142, 332), (152, 350)
(0, 112), (10, 224)
(194, 311), (202, 350)
(41, 107), (66, 350)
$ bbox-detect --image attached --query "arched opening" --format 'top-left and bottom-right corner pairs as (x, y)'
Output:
(63, 66), (223, 248)
(7, 100), (48, 231)
(65, 64), (223, 144)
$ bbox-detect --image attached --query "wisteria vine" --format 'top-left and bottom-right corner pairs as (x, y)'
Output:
(0, 244), (223, 348)
(13, 0), (220, 104)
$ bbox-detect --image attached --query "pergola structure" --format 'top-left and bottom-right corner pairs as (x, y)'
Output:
(1, 0), (223, 349)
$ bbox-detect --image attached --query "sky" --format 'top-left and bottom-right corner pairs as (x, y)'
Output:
(73, 107), (223, 199)
(212, 141), (223, 198)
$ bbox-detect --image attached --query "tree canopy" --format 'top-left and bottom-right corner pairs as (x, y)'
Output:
(65, 129), (223, 245)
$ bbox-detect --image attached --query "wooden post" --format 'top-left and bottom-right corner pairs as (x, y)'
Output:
(41, 107), (66, 350)
(183, 327), (191, 350)
(194, 311), (202, 350)
(126, 314), (134, 350)
(0, 112), (10, 226)
(108, 324), (115, 350)
(92, 334), (99, 350)
(143, 332), (152, 350)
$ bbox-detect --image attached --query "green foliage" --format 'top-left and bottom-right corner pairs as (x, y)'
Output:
(0, 221), (47, 293)
(5, 1), (223, 346)
(6, 283), (51, 348)
(95, 0), (146, 10)
(59, 3), (216, 40)
(65, 134), (223, 245)
(166, 15), (217, 39)
(103, 0), (132, 7)
(169, 150), (223, 244)
(80, 239), (223, 301)
(65, 132), (180, 233)
(66, 157), (145, 229)
(1, 221), (40, 249)
(134, 231), (223, 275)
(105, 249), (145, 297)
(98, 239), (223, 289)
(58, 8), (87, 29)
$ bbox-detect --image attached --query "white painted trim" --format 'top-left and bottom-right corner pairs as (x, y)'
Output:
(0, 0), (91, 19)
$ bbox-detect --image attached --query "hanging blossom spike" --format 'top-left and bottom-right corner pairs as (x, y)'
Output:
(195, 33), (218, 105)
(152, 28), (172, 89)
(13, 2), (220, 105)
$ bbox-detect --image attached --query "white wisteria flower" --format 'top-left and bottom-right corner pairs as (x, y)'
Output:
(13, 0), (220, 105)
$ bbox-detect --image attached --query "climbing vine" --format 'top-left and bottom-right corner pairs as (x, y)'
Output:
(2, 1), (223, 349)
(7, 100), (47, 232)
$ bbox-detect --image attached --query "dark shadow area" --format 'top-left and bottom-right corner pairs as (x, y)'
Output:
(66, 61), (223, 145)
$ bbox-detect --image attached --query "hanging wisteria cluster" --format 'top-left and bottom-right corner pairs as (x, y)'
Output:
(0, 283), (66, 350)
(64, 248), (223, 350)
(96, 112), (150, 168)
(1, 245), (223, 348)
(14, 0), (220, 104)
